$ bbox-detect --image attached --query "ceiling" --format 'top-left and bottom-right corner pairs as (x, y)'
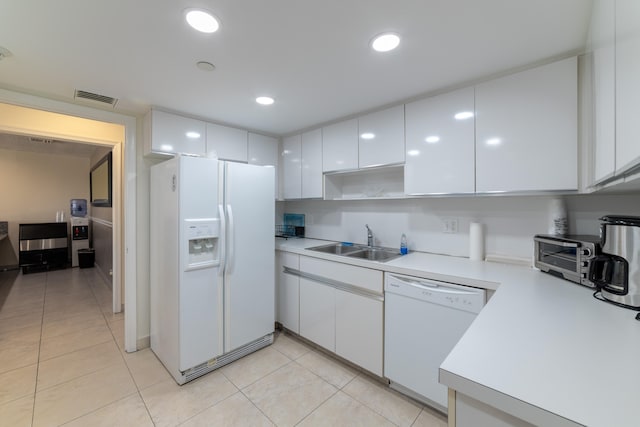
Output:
(0, 1), (593, 136)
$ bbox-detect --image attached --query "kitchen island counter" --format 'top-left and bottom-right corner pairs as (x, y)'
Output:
(276, 238), (640, 427)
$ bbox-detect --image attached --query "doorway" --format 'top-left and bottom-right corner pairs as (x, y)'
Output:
(0, 91), (137, 352)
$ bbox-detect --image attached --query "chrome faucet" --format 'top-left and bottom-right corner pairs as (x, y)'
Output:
(365, 224), (374, 247)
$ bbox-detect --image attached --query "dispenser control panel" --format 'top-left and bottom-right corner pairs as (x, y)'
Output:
(184, 218), (220, 271)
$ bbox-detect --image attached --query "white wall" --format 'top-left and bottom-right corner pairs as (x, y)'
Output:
(0, 148), (90, 266)
(281, 193), (640, 261)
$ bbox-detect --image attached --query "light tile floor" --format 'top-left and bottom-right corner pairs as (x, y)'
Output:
(0, 268), (448, 427)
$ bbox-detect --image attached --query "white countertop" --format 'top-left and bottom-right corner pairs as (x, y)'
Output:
(277, 238), (640, 427)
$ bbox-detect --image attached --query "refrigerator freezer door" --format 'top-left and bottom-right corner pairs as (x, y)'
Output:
(178, 156), (223, 371)
(222, 162), (275, 352)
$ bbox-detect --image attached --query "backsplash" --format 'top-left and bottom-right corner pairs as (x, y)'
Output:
(279, 193), (640, 262)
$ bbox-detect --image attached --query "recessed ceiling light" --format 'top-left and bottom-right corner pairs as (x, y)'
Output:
(161, 144), (174, 151)
(186, 131), (201, 139)
(454, 111), (474, 120)
(185, 9), (220, 33)
(371, 33), (400, 52)
(256, 96), (275, 105)
(196, 61), (215, 72)
(425, 136), (440, 143)
(407, 150), (420, 156)
(486, 138), (502, 146)
(360, 132), (375, 140)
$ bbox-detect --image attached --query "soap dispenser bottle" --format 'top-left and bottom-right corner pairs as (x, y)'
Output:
(400, 233), (408, 255)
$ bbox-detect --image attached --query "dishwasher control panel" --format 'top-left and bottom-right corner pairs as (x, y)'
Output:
(384, 273), (485, 314)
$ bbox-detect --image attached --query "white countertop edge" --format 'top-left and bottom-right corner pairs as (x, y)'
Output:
(439, 370), (582, 427)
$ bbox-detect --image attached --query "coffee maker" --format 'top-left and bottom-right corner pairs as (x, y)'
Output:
(590, 215), (640, 309)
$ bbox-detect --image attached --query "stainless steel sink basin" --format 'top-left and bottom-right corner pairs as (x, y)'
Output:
(306, 243), (362, 255)
(346, 247), (402, 262)
(306, 243), (402, 262)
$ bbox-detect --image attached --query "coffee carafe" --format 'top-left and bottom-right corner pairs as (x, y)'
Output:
(591, 215), (640, 309)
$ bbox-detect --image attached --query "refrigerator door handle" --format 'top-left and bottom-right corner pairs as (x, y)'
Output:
(226, 204), (235, 274)
(218, 204), (226, 271)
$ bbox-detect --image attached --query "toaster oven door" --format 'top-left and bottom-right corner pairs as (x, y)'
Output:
(535, 238), (580, 276)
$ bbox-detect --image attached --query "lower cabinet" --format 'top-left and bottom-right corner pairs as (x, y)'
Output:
(276, 252), (300, 333)
(297, 255), (384, 376)
(335, 289), (383, 376)
(299, 277), (335, 351)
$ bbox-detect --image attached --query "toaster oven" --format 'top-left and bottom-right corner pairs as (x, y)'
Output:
(534, 234), (601, 288)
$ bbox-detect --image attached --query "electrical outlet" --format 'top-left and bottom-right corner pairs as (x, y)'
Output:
(442, 217), (458, 234)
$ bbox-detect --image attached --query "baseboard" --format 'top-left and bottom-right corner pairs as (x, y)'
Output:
(94, 263), (112, 289)
(136, 335), (150, 351)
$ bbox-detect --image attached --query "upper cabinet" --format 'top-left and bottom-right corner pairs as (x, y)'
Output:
(405, 87), (475, 195)
(248, 133), (279, 199)
(591, 0), (616, 183)
(358, 105), (405, 168)
(616, 0), (640, 174)
(301, 129), (323, 198)
(281, 130), (323, 200)
(206, 123), (248, 162)
(144, 109), (206, 157)
(475, 57), (578, 193)
(322, 119), (359, 172)
(282, 135), (302, 199)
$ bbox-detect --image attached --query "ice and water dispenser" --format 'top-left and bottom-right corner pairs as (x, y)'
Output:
(184, 219), (220, 270)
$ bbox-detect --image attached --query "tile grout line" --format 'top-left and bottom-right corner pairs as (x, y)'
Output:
(30, 271), (49, 427)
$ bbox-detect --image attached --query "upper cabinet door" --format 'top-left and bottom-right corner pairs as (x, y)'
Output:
(282, 134), (302, 199)
(322, 119), (359, 172)
(405, 87), (475, 195)
(301, 129), (323, 198)
(616, 0), (640, 174)
(358, 105), (405, 168)
(248, 133), (279, 199)
(145, 109), (206, 157)
(475, 57), (578, 193)
(591, 0), (616, 184)
(205, 123), (248, 162)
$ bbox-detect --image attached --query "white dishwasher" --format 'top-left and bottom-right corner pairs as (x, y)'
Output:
(384, 273), (486, 412)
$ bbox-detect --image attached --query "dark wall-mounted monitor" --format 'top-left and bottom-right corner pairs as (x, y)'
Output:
(90, 151), (112, 207)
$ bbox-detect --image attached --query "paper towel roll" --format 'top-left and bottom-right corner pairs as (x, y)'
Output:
(469, 222), (484, 261)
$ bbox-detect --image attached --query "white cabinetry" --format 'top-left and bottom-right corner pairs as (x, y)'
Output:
(405, 87), (475, 195)
(276, 251), (300, 334)
(475, 57), (578, 193)
(205, 123), (247, 162)
(299, 277), (335, 350)
(591, 0), (616, 183)
(144, 109), (206, 157)
(616, 0), (640, 174)
(322, 119), (359, 172)
(297, 256), (383, 376)
(358, 105), (405, 168)
(249, 133), (279, 199)
(282, 135), (302, 199)
(301, 129), (323, 198)
(335, 289), (383, 375)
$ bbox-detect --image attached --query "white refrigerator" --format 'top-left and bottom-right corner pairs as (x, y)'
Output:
(150, 155), (275, 384)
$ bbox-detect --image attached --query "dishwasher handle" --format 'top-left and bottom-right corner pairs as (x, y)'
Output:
(385, 273), (486, 314)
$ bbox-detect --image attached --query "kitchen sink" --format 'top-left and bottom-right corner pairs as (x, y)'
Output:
(347, 247), (402, 262)
(306, 243), (402, 262)
(306, 243), (362, 255)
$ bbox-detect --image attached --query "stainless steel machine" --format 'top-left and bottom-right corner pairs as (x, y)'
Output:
(590, 215), (640, 309)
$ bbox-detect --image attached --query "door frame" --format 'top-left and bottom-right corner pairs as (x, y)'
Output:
(0, 88), (138, 352)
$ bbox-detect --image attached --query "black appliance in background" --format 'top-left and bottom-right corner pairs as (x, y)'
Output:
(19, 222), (68, 274)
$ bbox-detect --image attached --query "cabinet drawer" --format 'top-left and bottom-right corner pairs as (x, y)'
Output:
(299, 256), (382, 294)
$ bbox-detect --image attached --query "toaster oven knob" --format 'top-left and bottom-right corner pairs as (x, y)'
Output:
(582, 261), (589, 267)
(581, 248), (592, 257)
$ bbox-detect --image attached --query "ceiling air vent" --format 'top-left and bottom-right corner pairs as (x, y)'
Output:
(74, 90), (118, 107)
